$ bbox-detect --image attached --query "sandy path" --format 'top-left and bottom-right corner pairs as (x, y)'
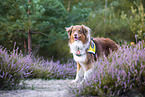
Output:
(0, 79), (74, 97)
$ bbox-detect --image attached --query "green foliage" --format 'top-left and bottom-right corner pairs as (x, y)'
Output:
(85, 10), (132, 42)
(121, 3), (145, 41)
(66, 2), (91, 24)
(82, 0), (145, 43)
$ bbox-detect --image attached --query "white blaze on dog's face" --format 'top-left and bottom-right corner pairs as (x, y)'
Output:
(65, 25), (91, 44)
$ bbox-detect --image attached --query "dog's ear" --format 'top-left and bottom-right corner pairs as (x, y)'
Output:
(65, 26), (73, 38)
(81, 25), (91, 35)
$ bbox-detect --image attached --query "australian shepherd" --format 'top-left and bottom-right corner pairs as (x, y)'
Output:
(65, 25), (118, 83)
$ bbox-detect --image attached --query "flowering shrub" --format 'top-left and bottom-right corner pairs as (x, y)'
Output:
(0, 45), (76, 90)
(29, 59), (76, 79)
(69, 41), (145, 96)
(0, 47), (32, 89)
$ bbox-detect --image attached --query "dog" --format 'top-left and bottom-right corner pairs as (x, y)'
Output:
(65, 25), (118, 83)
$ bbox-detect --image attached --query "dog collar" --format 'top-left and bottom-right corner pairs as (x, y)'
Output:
(75, 49), (86, 56)
(75, 52), (86, 56)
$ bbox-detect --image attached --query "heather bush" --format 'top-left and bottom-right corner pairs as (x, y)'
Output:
(29, 59), (76, 79)
(69, 41), (145, 96)
(0, 45), (76, 89)
(0, 47), (32, 90)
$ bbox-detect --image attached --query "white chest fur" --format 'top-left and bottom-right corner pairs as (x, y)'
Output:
(69, 41), (89, 63)
(73, 53), (87, 63)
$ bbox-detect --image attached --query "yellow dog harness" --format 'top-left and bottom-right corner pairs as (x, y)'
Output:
(87, 40), (96, 54)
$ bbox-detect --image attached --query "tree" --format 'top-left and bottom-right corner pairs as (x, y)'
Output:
(0, 0), (91, 61)
(0, 0), (25, 50)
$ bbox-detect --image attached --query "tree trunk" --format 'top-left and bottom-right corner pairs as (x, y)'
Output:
(24, 39), (27, 53)
(28, 30), (32, 53)
(104, 0), (107, 22)
(67, 0), (71, 12)
(28, 0), (32, 53)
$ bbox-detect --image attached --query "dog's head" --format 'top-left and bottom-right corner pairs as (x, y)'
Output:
(65, 25), (91, 44)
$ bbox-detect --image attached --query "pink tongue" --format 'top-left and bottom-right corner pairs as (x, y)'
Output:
(74, 38), (78, 41)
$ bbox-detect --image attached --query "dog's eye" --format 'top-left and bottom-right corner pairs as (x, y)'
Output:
(72, 29), (76, 32)
(79, 30), (82, 34)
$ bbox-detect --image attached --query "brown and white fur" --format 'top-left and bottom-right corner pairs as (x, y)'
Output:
(65, 25), (118, 83)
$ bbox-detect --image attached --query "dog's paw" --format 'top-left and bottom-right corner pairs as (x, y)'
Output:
(71, 80), (78, 83)
(71, 79), (81, 84)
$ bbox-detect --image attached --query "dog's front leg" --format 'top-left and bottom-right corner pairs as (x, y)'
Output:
(72, 63), (84, 83)
(77, 62), (81, 73)
(80, 67), (94, 84)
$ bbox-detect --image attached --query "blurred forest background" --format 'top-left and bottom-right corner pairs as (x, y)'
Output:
(0, 0), (145, 62)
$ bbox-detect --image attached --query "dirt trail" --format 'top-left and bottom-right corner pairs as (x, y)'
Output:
(0, 79), (74, 97)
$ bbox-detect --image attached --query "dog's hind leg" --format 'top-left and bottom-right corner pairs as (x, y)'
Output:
(80, 64), (94, 84)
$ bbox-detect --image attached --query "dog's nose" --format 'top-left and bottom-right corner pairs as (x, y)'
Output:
(74, 34), (77, 37)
